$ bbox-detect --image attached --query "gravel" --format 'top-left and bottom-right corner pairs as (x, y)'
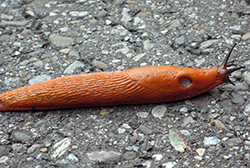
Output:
(0, 0), (249, 167)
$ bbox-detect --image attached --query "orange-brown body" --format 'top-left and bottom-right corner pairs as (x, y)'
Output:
(0, 66), (221, 111)
(0, 44), (243, 111)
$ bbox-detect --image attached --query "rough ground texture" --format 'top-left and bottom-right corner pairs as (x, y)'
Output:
(0, 0), (250, 167)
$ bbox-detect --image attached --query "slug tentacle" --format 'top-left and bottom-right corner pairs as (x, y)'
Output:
(217, 43), (245, 85)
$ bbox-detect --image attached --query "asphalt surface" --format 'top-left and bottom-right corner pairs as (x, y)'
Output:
(0, 0), (250, 167)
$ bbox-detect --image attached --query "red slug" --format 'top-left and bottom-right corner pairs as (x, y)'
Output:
(0, 43), (244, 111)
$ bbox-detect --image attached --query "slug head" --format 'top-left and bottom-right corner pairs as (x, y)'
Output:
(217, 43), (244, 85)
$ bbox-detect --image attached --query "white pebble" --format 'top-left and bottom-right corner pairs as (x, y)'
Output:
(152, 154), (163, 161)
(203, 137), (221, 146)
(152, 105), (167, 119)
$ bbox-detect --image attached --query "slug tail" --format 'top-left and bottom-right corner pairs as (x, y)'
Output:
(0, 100), (32, 111)
(0, 102), (14, 111)
(218, 43), (244, 85)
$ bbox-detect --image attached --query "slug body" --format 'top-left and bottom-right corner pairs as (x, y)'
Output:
(0, 44), (243, 111)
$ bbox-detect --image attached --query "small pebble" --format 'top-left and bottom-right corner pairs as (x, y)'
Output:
(242, 32), (250, 40)
(203, 137), (221, 146)
(123, 151), (137, 160)
(196, 148), (206, 157)
(152, 105), (167, 119)
(59, 48), (71, 54)
(162, 162), (176, 168)
(117, 128), (126, 134)
(175, 35), (185, 45)
(87, 151), (121, 161)
(152, 154), (163, 161)
(180, 107), (188, 113)
(40, 148), (48, 153)
(136, 112), (149, 118)
(125, 146), (133, 151)
(0, 156), (9, 163)
(244, 103), (250, 113)
(66, 154), (79, 162)
(27, 157), (33, 161)
(51, 138), (71, 159)
(194, 156), (203, 161)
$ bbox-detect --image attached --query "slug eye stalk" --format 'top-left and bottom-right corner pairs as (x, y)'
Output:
(218, 43), (245, 85)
